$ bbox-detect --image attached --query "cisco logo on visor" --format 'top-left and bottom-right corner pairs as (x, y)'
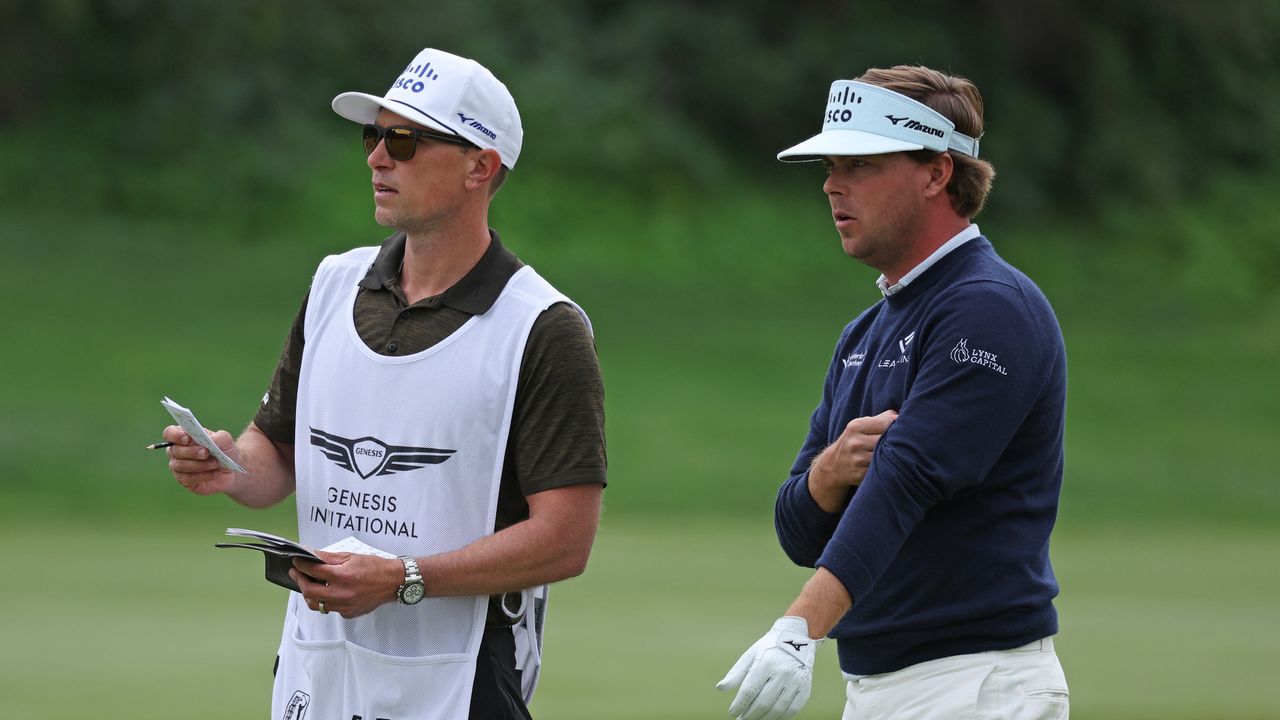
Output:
(392, 61), (441, 94)
(778, 80), (979, 161)
(825, 85), (863, 124)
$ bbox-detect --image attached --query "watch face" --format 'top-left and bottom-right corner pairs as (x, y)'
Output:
(402, 582), (425, 605)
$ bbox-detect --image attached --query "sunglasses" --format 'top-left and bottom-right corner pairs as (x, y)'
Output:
(362, 124), (475, 161)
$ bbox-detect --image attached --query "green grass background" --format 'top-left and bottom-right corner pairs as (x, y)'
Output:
(2, 518), (1277, 719)
(1, 160), (1278, 718)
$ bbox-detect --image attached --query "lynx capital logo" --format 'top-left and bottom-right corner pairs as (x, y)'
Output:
(950, 338), (1009, 375)
(282, 690), (309, 720)
(310, 427), (456, 479)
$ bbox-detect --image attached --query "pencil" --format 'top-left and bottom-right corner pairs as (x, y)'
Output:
(145, 441), (175, 450)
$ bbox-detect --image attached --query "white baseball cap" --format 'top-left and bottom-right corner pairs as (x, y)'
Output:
(778, 80), (979, 162)
(332, 48), (523, 169)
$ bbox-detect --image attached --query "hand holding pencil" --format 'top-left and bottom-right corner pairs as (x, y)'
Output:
(160, 424), (243, 496)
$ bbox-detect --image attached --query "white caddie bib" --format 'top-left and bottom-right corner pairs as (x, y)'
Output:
(270, 247), (585, 720)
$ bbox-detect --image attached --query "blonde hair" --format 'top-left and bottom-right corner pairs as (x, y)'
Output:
(857, 66), (996, 218)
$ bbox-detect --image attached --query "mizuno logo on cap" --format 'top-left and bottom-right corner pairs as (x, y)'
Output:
(458, 113), (497, 140)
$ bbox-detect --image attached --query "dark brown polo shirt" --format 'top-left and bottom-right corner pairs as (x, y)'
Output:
(254, 230), (607, 533)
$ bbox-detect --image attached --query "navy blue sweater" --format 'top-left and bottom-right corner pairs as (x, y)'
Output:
(775, 236), (1066, 675)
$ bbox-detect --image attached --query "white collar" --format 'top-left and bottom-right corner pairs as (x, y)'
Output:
(877, 224), (981, 297)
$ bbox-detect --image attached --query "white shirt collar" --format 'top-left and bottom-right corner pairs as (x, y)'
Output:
(877, 224), (981, 297)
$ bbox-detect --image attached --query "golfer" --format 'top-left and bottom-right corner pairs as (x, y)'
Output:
(718, 65), (1069, 719)
(163, 48), (605, 720)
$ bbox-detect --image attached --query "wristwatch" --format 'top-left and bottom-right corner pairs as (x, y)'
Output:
(396, 555), (425, 605)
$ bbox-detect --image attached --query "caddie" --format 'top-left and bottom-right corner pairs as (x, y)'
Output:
(161, 47), (606, 720)
(717, 65), (1069, 720)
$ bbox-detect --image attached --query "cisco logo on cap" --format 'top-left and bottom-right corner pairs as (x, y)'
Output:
(392, 61), (441, 94)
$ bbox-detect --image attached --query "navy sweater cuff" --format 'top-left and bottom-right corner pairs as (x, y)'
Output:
(816, 537), (873, 606)
(777, 471), (843, 555)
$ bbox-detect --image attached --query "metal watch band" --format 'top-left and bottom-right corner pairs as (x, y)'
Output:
(397, 555), (424, 605)
(400, 555), (422, 583)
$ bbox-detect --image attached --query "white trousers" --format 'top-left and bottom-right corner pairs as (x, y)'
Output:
(842, 637), (1068, 720)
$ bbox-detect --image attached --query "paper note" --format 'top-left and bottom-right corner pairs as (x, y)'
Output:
(322, 536), (398, 559)
(161, 396), (247, 473)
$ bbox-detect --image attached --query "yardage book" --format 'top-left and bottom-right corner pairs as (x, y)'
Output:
(215, 528), (397, 592)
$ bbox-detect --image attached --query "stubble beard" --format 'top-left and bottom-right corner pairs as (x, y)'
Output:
(840, 206), (920, 276)
(376, 203), (445, 239)
(840, 225), (888, 268)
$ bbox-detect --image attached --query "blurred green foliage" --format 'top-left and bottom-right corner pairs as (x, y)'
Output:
(2, 176), (1278, 526)
(4, 0), (1280, 216)
(2, 0), (1276, 523)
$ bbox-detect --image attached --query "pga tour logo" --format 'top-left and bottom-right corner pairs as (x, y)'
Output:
(282, 691), (309, 720)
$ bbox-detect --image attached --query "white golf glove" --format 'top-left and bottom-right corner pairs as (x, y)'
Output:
(717, 616), (822, 720)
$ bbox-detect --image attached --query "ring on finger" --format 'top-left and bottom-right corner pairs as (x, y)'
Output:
(318, 600), (328, 614)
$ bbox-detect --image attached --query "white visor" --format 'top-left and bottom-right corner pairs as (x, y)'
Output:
(778, 80), (979, 162)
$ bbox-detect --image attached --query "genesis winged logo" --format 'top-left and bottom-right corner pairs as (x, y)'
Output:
(310, 427), (455, 479)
